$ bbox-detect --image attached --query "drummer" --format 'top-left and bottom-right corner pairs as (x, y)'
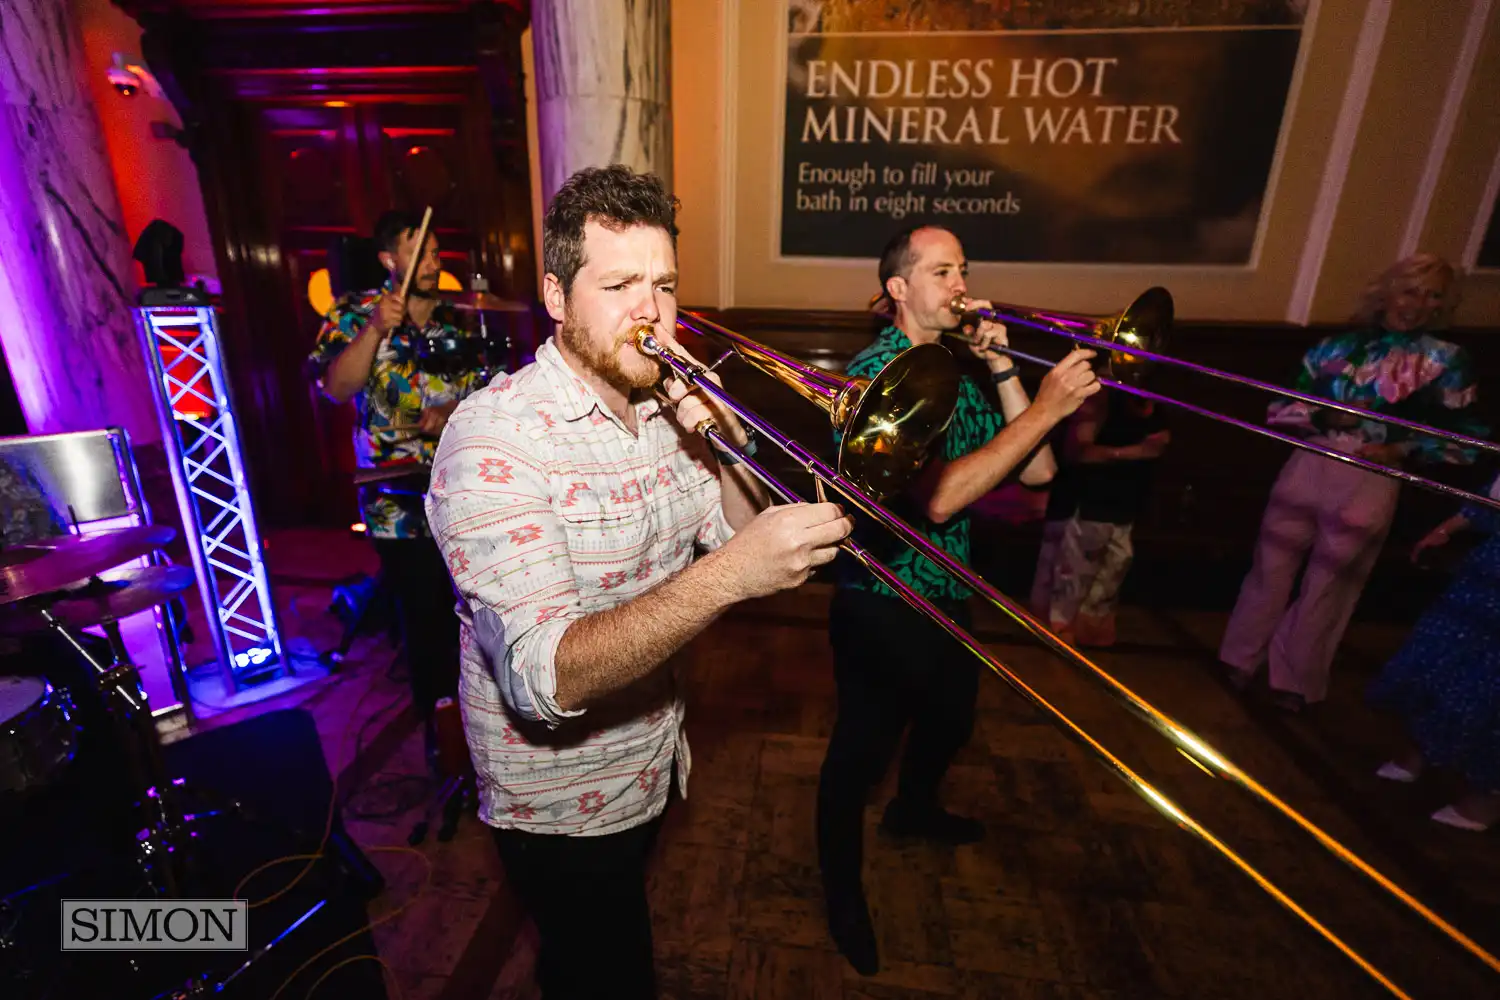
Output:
(307, 211), (485, 754)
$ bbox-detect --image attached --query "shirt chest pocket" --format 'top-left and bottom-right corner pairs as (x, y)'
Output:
(657, 444), (717, 498)
(658, 451), (719, 563)
(554, 481), (654, 591)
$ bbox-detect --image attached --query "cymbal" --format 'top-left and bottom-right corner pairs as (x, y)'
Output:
(0, 564), (195, 635)
(442, 290), (530, 313)
(0, 525), (177, 605)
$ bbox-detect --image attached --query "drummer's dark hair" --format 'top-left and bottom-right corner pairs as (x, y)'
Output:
(374, 209), (425, 258)
(543, 165), (679, 294)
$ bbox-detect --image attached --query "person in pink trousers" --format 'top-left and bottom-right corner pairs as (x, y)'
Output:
(1218, 254), (1488, 713)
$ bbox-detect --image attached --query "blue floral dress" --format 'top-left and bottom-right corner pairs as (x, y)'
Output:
(1368, 482), (1500, 792)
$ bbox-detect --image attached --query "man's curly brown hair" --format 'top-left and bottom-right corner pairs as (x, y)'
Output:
(543, 165), (680, 294)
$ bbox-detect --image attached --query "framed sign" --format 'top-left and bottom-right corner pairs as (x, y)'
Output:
(781, 2), (1308, 264)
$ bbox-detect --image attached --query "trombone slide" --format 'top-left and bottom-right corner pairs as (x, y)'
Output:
(635, 317), (1500, 995)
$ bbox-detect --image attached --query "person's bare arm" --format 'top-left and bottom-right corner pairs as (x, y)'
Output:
(1071, 395), (1174, 464)
(322, 293), (405, 403)
(957, 307), (1057, 485)
(552, 504), (850, 711)
(989, 364), (1056, 485)
(717, 462), (771, 533)
(910, 406), (1060, 525)
(911, 350), (1101, 525)
(1411, 512), (1470, 564)
(1066, 396), (1105, 463)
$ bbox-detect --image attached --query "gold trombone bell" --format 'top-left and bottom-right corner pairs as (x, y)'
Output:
(638, 316), (961, 500)
(947, 286), (1174, 386)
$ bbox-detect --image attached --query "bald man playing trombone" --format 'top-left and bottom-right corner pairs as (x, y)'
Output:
(818, 223), (1100, 976)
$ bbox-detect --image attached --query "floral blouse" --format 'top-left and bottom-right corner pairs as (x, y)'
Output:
(1267, 327), (1488, 465)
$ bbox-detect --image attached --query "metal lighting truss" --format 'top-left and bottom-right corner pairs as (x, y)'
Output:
(135, 304), (285, 696)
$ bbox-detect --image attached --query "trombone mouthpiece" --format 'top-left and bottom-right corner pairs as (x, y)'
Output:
(947, 295), (967, 315)
(630, 323), (660, 354)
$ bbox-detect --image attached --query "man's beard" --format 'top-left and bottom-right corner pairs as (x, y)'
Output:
(559, 311), (658, 393)
(401, 269), (438, 299)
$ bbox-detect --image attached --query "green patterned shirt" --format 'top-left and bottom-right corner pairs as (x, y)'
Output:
(835, 325), (1007, 605)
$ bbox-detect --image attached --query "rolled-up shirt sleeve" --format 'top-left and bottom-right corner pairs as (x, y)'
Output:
(426, 404), (586, 727)
(696, 497), (734, 552)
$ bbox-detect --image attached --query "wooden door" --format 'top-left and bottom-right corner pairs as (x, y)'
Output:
(127, 2), (537, 530)
(166, 77), (533, 533)
(258, 96), (518, 530)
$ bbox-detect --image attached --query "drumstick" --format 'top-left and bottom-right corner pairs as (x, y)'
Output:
(396, 206), (434, 304)
(354, 464), (431, 486)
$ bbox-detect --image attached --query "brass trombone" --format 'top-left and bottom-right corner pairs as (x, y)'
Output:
(661, 316), (963, 501)
(940, 290), (1500, 511)
(633, 312), (1500, 1000)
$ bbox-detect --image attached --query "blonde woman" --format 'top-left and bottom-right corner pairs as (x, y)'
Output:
(1218, 254), (1488, 713)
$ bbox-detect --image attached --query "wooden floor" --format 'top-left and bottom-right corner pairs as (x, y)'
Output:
(166, 530), (1500, 1000)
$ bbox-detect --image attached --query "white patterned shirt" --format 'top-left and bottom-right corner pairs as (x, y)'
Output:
(425, 338), (732, 836)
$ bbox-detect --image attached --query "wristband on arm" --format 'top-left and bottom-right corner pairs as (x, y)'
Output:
(711, 431), (758, 466)
(991, 367), (1019, 386)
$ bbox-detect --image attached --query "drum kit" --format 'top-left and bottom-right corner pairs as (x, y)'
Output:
(421, 288), (519, 386)
(0, 525), (203, 895)
(0, 526), (370, 999)
(412, 242), (524, 382)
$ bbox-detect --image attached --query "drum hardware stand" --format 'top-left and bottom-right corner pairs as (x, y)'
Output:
(407, 697), (474, 846)
(406, 770), (473, 846)
(1, 530), (372, 996)
(0, 873), (69, 955)
(33, 607), (362, 998)
(40, 608), (194, 899)
(321, 571), (395, 669)
(149, 898), (329, 1000)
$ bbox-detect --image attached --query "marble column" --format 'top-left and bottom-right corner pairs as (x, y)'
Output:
(530, 0), (672, 205)
(0, 0), (159, 445)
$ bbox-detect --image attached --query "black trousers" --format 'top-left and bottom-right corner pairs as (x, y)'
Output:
(492, 814), (665, 1000)
(816, 586), (979, 896)
(372, 537), (460, 718)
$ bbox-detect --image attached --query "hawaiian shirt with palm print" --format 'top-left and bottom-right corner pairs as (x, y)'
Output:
(308, 280), (485, 539)
(835, 325), (1007, 606)
(1267, 328), (1488, 465)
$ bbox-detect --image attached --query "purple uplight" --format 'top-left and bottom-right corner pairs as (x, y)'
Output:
(0, 113), (63, 434)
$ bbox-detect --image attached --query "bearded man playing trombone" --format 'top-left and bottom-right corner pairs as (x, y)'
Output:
(818, 224), (1100, 976)
(426, 165), (853, 1000)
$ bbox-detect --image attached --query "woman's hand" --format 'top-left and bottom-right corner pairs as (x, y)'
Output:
(1412, 517), (1467, 564)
